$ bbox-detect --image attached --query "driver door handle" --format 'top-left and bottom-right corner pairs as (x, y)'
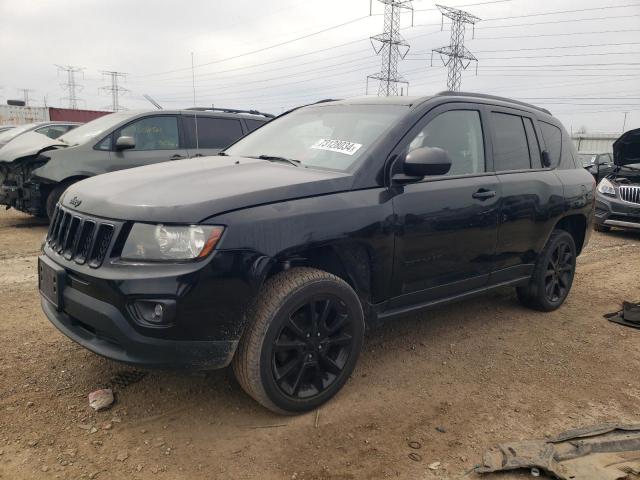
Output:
(472, 188), (496, 200)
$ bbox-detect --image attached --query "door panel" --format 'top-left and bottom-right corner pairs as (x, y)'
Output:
(488, 109), (565, 280)
(390, 174), (501, 307)
(388, 104), (500, 308)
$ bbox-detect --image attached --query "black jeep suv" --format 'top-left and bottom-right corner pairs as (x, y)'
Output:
(39, 92), (595, 414)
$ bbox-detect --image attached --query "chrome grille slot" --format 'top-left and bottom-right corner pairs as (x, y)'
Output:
(620, 185), (640, 205)
(45, 206), (117, 268)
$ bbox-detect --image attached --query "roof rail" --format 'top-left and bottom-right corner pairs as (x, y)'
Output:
(435, 91), (552, 115)
(185, 107), (275, 119)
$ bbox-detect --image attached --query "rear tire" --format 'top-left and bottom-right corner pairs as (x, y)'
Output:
(594, 223), (611, 233)
(517, 230), (576, 312)
(233, 267), (364, 414)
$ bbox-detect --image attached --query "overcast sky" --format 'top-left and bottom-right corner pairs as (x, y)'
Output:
(1, 0), (639, 133)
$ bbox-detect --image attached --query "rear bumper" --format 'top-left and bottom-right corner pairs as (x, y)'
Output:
(595, 193), (640, 231)
(42, 288), (237, 369)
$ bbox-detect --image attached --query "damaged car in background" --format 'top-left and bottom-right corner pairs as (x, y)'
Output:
(0, 108), (272, 218)
(594, 128), (640, 232)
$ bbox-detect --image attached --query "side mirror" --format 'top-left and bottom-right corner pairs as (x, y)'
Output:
(541, 150), (552, 168)
(402, 147), (452, 178)
(115, 136), (136, 150)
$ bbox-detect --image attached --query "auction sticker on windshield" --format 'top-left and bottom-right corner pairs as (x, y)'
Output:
(311, 139), (363, 156)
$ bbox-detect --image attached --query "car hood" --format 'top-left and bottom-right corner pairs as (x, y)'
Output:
(613, 128), (640, 166)
(0, 132), (66, 163)
(61, 156), (354, 223)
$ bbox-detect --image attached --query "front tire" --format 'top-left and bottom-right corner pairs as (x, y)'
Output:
(233, 267), (364, 414)
(45, 181), (76, 220)
(517, 230), (576, 312)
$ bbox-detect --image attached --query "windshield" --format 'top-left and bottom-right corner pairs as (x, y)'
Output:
(0, 123), (38, 144)
(224, 104), (409, 171)
(576, 153), (596, 166)
(58, 112), (133, 146)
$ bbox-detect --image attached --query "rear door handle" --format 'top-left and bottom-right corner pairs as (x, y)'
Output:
(472, 189), (496, 200)
(170, 154), (185, 160)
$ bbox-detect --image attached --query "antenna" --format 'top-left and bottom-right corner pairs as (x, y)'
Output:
(367, 0), (414, 96)
(143, 94), (163, 110)
(431, 5), (480, 92)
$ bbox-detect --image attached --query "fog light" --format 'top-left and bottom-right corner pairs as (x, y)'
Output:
(131, 300), (176, 327)
(153, 303), (164, 321)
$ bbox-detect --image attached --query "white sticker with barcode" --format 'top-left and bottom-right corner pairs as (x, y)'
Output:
(311, 138), (363, 156)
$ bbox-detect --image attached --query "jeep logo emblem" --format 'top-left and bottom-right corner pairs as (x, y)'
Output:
(69, 196), (82, 207)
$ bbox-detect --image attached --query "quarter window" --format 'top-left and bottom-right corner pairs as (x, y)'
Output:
(539, 121), (562, 167)
(491, 112), (531, 171)
(183, 116), (245, 149)
(245, 119), (266, 132)
(118, 116), (180, 151)
(408, 110), (485, 176)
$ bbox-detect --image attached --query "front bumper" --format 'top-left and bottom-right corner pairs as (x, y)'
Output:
(42, 291), (237, 369)
(595, 193), (640, 230)
(39, 244), (266, 369)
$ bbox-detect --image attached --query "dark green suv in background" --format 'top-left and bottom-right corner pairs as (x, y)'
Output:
(0, 108), (272, 218)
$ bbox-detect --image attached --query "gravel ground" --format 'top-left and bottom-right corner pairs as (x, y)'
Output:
(0, 208), (639, 480)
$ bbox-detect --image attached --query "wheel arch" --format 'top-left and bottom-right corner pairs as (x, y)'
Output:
(263, 242), (375, 321)
(553, 214), (588, 255)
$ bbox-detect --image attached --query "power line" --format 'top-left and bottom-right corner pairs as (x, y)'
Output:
(135, 16), (375, 78)
(55, 65), (84, 109)
(472, 28), (640, 41)
(367, 0), (415, 96)
(100, 71), (128, 111)
(432, 5), (480, 91)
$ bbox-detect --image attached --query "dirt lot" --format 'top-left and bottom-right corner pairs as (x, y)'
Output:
(0, 208), (639, 480)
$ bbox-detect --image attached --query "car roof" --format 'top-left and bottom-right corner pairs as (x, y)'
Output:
(113, 109), (271, 121)
(317, 91), (553, 117)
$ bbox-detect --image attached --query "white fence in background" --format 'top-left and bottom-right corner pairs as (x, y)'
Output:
(0, 105), (49, 125)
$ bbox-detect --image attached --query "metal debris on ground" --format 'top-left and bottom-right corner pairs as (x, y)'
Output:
(476, 423), (640, 480)
(88, 388), (114, 411)
(408, 452), (422, 462)
(408, 441), (421, 450)
(605, 302), (640, 329)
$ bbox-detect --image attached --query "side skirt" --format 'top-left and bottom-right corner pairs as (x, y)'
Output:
(372, 276), (531, 323)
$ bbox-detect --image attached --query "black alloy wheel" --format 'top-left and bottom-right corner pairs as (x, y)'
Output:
(543, 241), (574, 303)
(271, 296), (354, 400)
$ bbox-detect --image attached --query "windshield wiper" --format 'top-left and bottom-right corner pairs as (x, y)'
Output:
(217, 151), (228, 156)
(253, 155), (301, 167)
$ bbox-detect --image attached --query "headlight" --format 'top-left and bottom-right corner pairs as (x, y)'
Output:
(121, 224), (224, 261)
(597, 178), (616, 197)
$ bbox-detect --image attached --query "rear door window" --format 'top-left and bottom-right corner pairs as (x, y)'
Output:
(539, 121), (562, 167)
(491, 112), (531, 171)
(184, 116), (245, 149)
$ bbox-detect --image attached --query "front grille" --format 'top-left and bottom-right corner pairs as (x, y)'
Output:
(46, 206), (115, 268)
(620, 185), (640, 205)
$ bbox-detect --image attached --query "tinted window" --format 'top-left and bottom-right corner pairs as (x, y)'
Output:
(245, 119), (266, 132)
(491, 112), (531, 171)
(184, 116), (244, 149)
(119, 116), (179, 151)
(523, 118), (541, 168)
(408, 110), (485, 176)
(539, 121), (562, 167)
